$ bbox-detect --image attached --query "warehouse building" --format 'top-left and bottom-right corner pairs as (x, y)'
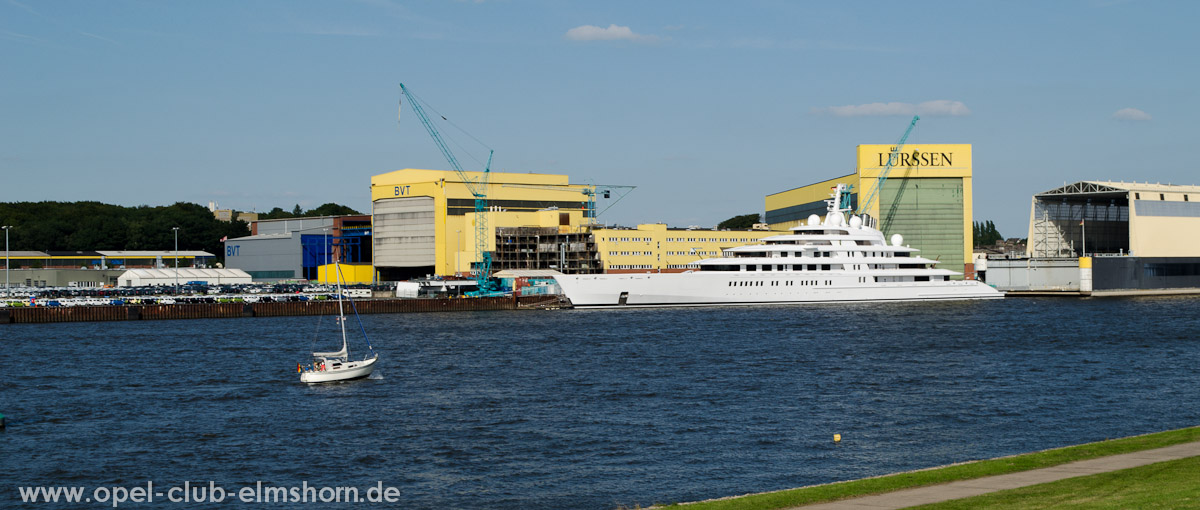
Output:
(592, 224), (779, 273)
(223, 215), (372, 282)
(0, 250), (216, 288)
(989, 181), (1200, 293)
(371, 169), (595, 280)
(371, 168), (777, 279)
(490, 223), (780, 275)
(117, 268), (252, 287)
(765, 144), (975, 278)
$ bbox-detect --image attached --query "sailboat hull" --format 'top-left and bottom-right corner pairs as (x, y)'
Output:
(300, 356), (378, 384)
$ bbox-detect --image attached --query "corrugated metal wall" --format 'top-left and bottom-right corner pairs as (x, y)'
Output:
(880, 178), (965, 276)
(225, 234), (302, 280)
(373, 197), (435, 267)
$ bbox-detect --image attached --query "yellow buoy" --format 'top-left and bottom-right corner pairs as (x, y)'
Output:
(834, 434), (842, 442)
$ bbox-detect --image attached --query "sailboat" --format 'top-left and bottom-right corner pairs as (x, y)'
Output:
(298, 261), (379, 383)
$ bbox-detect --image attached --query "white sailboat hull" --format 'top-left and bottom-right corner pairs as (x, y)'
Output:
(555, 272), (1003, 308)
(300, 355), (378, 383)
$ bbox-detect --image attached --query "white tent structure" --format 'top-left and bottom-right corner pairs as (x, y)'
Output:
(117, 268), (252, 287)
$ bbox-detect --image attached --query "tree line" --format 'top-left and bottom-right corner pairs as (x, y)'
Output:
(973, 220), (1004, 247)
(717, 213), (763, 230)
(0, 201), (360, 261)
(257, 203), (361, 220)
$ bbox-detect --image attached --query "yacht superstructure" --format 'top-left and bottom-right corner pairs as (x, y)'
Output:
(553, 184), (1003, 308)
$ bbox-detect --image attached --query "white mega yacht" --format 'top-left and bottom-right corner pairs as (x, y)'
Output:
(554, 184), (1003, 308)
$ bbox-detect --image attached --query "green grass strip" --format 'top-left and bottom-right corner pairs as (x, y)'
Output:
(910, 455), (1200, 509)
(654, 426), (1200, 510)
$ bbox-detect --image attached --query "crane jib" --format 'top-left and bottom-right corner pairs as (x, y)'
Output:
(398, 83), (499, 294)
(856, 115), (919, 216)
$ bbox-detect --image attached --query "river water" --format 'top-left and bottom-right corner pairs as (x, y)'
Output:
(3, 296), (1200, 508)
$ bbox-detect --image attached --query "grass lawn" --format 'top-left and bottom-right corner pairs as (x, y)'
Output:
(910, 455), (1200, 509)
(654, 426), (1200, 510)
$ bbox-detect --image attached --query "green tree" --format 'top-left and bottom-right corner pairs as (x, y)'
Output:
(0, 200), (250, 263)
(258, 207), (294, 220)
(973, 220), (1003, 247)
(717, 213), (762, 230)
(307, 203), (362, 217)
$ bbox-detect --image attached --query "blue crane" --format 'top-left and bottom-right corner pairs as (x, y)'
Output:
(398, 83), (499, 295)
(856, 115), (920, 218)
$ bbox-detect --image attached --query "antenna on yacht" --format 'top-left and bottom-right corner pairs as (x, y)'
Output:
(826, 184), (854, 226)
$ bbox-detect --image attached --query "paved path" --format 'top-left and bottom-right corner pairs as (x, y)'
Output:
(791, 441), (1200, 509)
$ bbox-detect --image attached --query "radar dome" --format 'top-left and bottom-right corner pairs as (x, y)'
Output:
(848, 216), (863, 229)
(891, 234), (904, 247)
(807, 214), (821, 226)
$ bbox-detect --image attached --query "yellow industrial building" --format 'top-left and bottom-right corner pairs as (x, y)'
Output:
(370, 168), (779, 279)
(592, 225), (777, 273)
(988, 180), (1200, 294)
(765, 143), (975, 277)
(1027, 181), (1200, 258)
(371, 169), (596, 280)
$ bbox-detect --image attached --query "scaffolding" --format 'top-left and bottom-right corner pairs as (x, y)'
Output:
(1030, 182), (1130, 258)
(492, 227), (601, 274)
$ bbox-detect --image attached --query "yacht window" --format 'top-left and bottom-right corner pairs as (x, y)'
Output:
(822, 264), (831, 270)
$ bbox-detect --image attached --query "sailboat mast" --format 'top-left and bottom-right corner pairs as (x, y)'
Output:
(335, 260), (348, 354)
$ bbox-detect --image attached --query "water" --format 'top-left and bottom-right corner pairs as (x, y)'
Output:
(3, 296), (1200, 508)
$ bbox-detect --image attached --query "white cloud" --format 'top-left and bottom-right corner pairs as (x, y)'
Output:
(813, 100), (971, 117)
(564, 24), (656, 43)
(1112, 107), (1151, 121)
(913, 100), (971, 116)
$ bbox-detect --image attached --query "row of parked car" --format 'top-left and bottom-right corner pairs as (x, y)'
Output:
(0, 293), (347, 308)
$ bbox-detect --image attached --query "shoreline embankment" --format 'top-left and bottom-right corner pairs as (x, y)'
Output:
(0, 295), (565, 324)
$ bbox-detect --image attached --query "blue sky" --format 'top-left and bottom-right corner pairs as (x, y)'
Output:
(2, 0), (1195, 238)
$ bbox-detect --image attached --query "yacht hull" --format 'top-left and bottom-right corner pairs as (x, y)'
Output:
(300, 356), (378, 383)
(554, 272), (1003, 308)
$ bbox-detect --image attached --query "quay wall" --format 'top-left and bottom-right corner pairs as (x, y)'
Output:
(0, 296), (563, 325)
